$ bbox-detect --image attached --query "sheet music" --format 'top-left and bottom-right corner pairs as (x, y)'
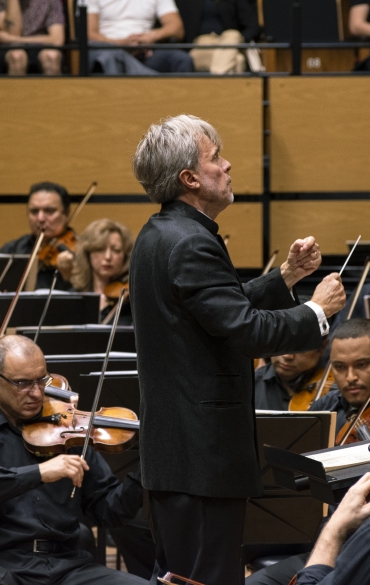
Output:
(307, 442), (370, 471)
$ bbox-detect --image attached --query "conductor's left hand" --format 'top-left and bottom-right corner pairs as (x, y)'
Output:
(280, 236), (321, 289)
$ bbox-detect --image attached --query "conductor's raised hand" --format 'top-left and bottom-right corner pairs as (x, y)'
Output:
(280, 236), (321, 289)
(311, 273), (346, 318)
(39, 454), (89, 487)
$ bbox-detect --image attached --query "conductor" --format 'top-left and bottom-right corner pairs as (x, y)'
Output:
(130, 114), (346, 585)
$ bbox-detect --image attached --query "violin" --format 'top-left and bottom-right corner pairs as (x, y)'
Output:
(36, 181), (97, 270)
(37, 227), (77, 269)
(289, 367), (335, 411)
(45, 373), (79, 405)
(103, 280), (129, 300)
(22, 397), (139, 457)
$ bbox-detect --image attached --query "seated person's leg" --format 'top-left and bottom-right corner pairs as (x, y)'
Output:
(190, 33), (219, 72)
(144, 49), (193, 73)
(38, 49), (62, 75)
(110, 513), (156, 580)
(210, 30), (245, 74)
(5, 49), (28, 76)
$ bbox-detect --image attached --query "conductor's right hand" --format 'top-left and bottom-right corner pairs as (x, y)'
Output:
(311, 273), (346, 318)
(39, 455), (89, 487)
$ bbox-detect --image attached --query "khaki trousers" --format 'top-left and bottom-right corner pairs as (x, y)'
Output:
(190, 29), (246, 74)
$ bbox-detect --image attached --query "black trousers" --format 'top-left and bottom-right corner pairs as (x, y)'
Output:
(149, 491), (246, 585)
(0, 549), (147, 585)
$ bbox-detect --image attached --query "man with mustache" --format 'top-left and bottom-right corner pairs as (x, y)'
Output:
(309, 318), (370, 436)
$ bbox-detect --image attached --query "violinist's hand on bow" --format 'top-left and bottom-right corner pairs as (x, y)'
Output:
(56, 250), (74, 283)
(280, 236), (321, 289)
(39, 454), (89, 487)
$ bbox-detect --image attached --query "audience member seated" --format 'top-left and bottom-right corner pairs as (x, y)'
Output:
(58, 218), (134, 324)
(0, 334), (147, 585)
(246, 318), (370, 585)
(0, 0), (64, 76)
(255, 343), (327, 411)
(349, 0), (370, 70)
(85, 0), (193, 75)
(176, 0), (260, 74)
(0, 181), (74, 290)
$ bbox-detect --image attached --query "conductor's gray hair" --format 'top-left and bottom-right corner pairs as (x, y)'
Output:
(132, 115), (222, 204)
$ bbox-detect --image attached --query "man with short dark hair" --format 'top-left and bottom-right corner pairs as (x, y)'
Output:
(0, 334), (147, 585)
(255, 344), (328, 411)
(0, 181), (74, 289)
(130, 114), (346, 585)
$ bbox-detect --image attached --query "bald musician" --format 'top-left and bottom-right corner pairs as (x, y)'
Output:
(0, 181), (74, 290)
(0, 335), (147, 585)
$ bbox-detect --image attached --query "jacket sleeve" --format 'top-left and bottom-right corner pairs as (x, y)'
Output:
(168, 233), (322, 358)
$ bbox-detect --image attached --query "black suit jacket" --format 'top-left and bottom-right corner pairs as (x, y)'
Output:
(176, 0), (261, 42)
(130, 200), (322, 498)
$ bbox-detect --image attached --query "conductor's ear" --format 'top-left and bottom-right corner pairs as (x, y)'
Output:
(179, 169), (200, 192)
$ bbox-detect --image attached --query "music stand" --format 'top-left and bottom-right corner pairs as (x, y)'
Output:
(264, 439), (370, 506)
(1, 292), (100, 327)
(243, 411), (335, 563)
(0, 254), (30, 292)
(45, 354), (137, 393)
(79, 372), (141, 482)
(18, 325), (136, 354)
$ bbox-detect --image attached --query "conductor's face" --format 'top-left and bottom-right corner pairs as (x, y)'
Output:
(196, 136), (233, 210)
(331, 336), (370, 407)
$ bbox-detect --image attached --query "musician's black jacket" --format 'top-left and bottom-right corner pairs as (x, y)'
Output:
(130, 200), (322, 498)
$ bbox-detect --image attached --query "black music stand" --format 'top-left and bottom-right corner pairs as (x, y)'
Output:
(79, 372), (141, 483)
(1, 292), (100, 327)
(18, 325), (136, 354)
(0, 254), (30, 292)
(243, 411), (335, 564)
(264, 440), (370, 506)
(45, 354), (137, 393)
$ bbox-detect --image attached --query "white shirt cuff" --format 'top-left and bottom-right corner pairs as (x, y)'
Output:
(305, 301), (329, 336)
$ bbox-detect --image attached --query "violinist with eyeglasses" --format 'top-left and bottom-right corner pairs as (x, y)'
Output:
(0, 334), (147, 585)
(0, 181), (75, 291)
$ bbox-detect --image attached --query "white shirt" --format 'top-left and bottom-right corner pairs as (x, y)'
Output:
(85, 0), (179, 39)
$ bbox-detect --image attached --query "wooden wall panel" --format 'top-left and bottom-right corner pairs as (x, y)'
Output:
(270, 78), (370, 192)
(0, 202), (262, 268)
(271, 201), (370, 258)
(0, 78), (263, 195)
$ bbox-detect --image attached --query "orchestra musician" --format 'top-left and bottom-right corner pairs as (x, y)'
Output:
(310, 318), (370, 435)
(58, 218), (134, 325)
(0, 182), (75, 290)
(246, 317), (370, 585)
(130, 114), (346, 585)
(255, 343), (328, 411)
(0, 334), (147, 585)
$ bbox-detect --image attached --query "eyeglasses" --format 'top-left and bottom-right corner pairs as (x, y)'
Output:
(0, 374), (53, 393)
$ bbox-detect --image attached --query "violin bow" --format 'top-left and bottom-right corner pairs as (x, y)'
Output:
(0, 231), (45, 338)
(68, 181), (97, 225)
(314, 242), (367, 402)
(33, 269), (58, 345)
(71, 288), (127, 497)
(261, 249), (279, 275)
